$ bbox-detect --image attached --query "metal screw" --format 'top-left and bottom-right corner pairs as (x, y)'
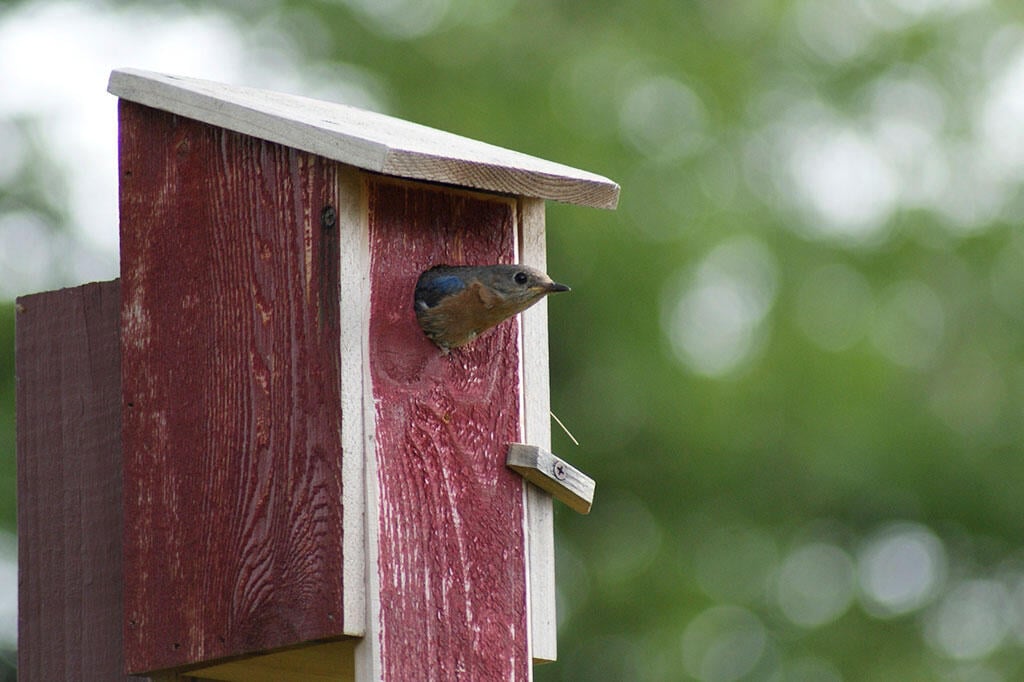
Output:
(553, 460), (567, 481)
(321, 205), (337, 230)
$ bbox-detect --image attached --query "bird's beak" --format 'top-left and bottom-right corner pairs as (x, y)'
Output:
(547, 281), (571, 293)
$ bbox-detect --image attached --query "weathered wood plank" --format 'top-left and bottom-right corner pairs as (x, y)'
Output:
(335, 170), (384, 682)
(119, 101), (349, 673)
(518, 196), (558, 662)
(15, 280), (146, 681)
(107, 68), (620, 210)
(337, 166), (370, 640)
(366, 177), (531, 680)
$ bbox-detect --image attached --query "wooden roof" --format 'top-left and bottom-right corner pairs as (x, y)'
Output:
(108, 68), (619, 209)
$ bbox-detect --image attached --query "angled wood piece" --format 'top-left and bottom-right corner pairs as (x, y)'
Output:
(507, 444), (596, 515)
(107, 68), (620, 210)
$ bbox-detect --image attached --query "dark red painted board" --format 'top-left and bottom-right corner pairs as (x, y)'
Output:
(367, 178), (530, 681)
(16, 281), (149, 681)
(119, 102), (346, 673)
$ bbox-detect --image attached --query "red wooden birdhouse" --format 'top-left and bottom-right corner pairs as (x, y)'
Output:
(16, 68), (617, 681)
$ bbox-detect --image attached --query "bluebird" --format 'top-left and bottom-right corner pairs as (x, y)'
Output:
(414, 264), (570, 351)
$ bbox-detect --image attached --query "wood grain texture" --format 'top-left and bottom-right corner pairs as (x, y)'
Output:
(15, 281), (148, 681)
(366, 177), (531, 681)
(119, 101), (348, 673)
(108, 68), (620, 210)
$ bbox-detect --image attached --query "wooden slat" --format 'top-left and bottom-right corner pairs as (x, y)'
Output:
(337, 166), (370, 640)
(15, 280), (146, 681)
(365, 177), (531, 680)
(335, 170), (383, 682)
(107, 68), (620, 210)
(518, 197), (558, 662)
(119, 102), (349, 673)
(507, 444), (595, 515)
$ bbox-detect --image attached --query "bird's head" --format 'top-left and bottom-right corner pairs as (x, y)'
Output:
(475, 264), (571, 310)
(414, 263), (571, 351)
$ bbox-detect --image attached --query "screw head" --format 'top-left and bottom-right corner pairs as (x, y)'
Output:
(321, 205), (337, 230)
(553, 460), (567, 481)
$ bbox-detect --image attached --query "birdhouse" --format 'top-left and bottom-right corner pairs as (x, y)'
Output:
(15, 68), (617, 681)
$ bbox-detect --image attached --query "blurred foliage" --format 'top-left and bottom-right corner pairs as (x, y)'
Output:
(6, 0), (1024, 679)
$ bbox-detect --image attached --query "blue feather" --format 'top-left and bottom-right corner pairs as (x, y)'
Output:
(415, 272), (466, 308)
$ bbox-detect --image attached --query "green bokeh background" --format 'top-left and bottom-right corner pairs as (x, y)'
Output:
(5, 0), (1024, 679)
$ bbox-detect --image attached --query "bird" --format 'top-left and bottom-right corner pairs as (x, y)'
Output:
(414, 264), (570, 351)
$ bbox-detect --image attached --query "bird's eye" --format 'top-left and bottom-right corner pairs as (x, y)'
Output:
(514, 271), (529, 285)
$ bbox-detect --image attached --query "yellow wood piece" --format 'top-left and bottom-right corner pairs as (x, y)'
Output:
(188, 640), (356, 682)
